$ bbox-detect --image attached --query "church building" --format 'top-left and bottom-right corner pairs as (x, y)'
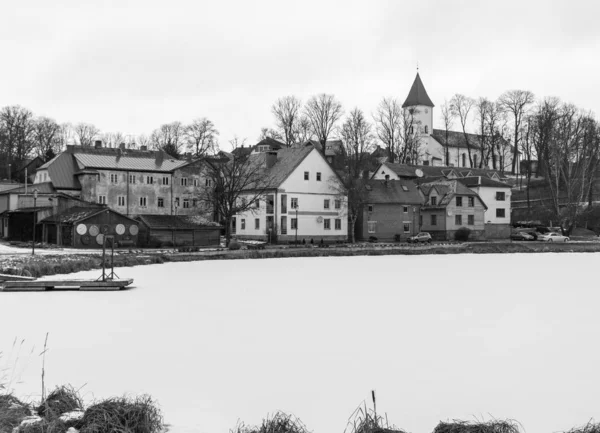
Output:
(401, 72), (517, 173)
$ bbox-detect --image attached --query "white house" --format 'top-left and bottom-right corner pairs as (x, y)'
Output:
(459, 176), (512, 239)
(233, 144), (348, 243)
(401, 72), (518, 173)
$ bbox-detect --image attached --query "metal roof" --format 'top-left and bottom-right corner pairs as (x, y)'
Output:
(402, 73), (434, 108)
(74, 153), (188, 172)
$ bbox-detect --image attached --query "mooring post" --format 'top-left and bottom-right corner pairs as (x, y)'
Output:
(101, 236), (106, 282)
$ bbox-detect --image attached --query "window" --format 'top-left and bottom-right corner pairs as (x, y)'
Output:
(110, 174), (118, 183)
(368, 205), (374, 212)
(180, 177), (188, 186)
(291, 218), (298, 230)
(456, 197), (463, 207)
(424, 125), (429, 134)
(281, 216), (287, 234)
(324, 219), (331, 230)
(118, 196), (125, 206)
(255, 199), (260, 208)
(419, 215), (423, 226)
(496, 191), (506, 201)
(281, 194), (287, 214)
(462, 154), (466, 167)
(266, 195), (274, 214)
(304, 171), (309, 180)
(430, 196), (437, 206)
(431, 214), (437, 225)
(402, 185), (409, 191)
(193, 199), (197, 207)
(468, 215), (474, 225)
(335, 219), (341, 230)
(317, 172), (322, 181)
(241, 219), (246, 230)
(175, 197), (180, 207)
(468, 197), (474, 207)
(146, 176), (154, 184)
(403, 223), (410, 233)
(140, 197), (147, 207)
(403, 206), (408, 213)
(335, 200), (341, 209)
(205, 178), (212, 187)
(255, 218), (260, 229)
(496, 208), (506, 218)
(324, 199), (330, 209)
(455, 214), (462, 225)
(291, 198), (298, 209)
(158, 197), (164, 208)
(162, 176), (169, 185)
(129, 174), (136, 184)
(98, 195), (106, 204)
(183, 199), (190, 208)
(368, 221), (377, 233)
(241, 197), (247, 208)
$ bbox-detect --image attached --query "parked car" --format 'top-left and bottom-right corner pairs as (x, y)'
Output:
(407, 232), (432, 243)
(510, 232), (535, 241)
(538, 232), (570, 242)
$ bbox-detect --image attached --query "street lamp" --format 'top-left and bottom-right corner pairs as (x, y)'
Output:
(295, 206), (299, 247)
(32, 189), (38, 255)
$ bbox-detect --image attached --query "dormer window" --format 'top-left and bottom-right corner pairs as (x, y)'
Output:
(430, 196), (437, 206)
(424, 125), (429, 134)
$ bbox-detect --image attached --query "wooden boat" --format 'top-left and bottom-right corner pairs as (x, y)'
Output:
(0, 278), (134, 292)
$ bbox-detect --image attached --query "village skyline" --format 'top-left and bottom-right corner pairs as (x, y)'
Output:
(1, 0), (598, 145)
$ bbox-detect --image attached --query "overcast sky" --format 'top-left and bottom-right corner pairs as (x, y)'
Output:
(2, 0), (599, 149)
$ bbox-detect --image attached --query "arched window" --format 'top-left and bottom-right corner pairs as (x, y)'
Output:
(462, 153), (466, 167)
(424, 125), (429, 134)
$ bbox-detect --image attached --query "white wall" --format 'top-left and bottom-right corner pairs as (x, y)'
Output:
(372, 163), (400, 180)
(471, 185), (511, 224)
(34, 169), (50, 184)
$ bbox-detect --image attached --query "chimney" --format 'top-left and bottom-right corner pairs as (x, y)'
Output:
(94, 140), (102, 149)
(266, 151), (277, 169)
(66, 145), (75, 153)
(119, 142), (126, 151)
(384, 174), (390, 187)
(140, 145), (148, 151)
(185, 152), (192, 162)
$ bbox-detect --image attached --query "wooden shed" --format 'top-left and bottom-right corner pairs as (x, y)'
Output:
(136, 215), (221, 247)
(40, 206), (140, 248)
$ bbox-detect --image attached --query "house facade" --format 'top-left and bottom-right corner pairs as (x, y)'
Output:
(356, 179), (425, 241)
(419, 180), (487, 240)
(34, 143), (213, 219)
(234, 144), (348, 243)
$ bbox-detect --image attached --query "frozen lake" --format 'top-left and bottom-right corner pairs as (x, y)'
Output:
(1, 253), (598, 433)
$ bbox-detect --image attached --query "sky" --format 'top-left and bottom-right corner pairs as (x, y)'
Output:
(2, 0), (599, 150)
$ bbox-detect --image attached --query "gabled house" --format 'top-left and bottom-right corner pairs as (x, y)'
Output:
(459, 176), (512, 239)
(371, 162), (421, 180)
(356, 179), (425, 241)
(234, 144), (348, 243)
(419, 179), (487, 240)
(34, 142), (213, 219)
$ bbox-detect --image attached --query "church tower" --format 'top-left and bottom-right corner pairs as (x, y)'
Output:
(402, 72), (434, 136)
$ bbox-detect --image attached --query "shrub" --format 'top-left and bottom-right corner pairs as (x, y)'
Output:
(394, 234), (401, 242)
(79, 395), (163, 433)
(433, 419), (521, 433)
(231, 411), (310, 433)
(228, 241), (241, 250)
(564, 421), (600, 433)
(454, 227), (471, 242)
(368, 236), (378, 243)
(0, 393), (31, 432)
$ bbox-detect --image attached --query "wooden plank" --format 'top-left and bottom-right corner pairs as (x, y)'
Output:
(1, 278), (133, 292)
(0, 274), (37, 282)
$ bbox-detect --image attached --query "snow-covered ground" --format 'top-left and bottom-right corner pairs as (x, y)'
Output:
(0, 254), (599, 433)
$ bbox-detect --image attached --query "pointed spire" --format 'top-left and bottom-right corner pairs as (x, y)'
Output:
(402, 72), (434, 108)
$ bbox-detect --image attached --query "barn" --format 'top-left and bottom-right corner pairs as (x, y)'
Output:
(136, 215), (221, 247)
(40, 207), (140, 248)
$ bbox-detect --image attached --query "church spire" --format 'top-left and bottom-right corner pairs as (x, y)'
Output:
(402, 72), (434, 108)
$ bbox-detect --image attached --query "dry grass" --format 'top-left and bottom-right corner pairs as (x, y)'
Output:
(344, 403), (407, 433)
(79, 395), (164, 433)
(37, 385), (83, 421)
(0, 393), (32, 432)
(231, 411), (311, 433)
(433, 419), (522, 433)
(563, 420), (600, 433)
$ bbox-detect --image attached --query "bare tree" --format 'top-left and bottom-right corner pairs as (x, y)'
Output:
(498, 89), (535, 174)
(272, 96), (302, 146)
(474, 97), (491, 168)
(0, 105), (35, 179)
(439, 99), (454, 166)
(337, 108), (375, 242)
(485, 101), (505, 170)
(258, 127), (283, 142)
(450, 94), (474, 167)
(32, 117), (60, 160)
(398, 107), (422, 164)
(200, 137), (274, 246)
(54, 123), (74, 152)
(74, 122), (100, 147)
(373, 97), (402, 163)
(304, 93), (343, 145)
(150, 121), (184, 158)
(137, 134), (151, 149)
(185, 117), (219, 157)
(101, 131), (125, 148)
(293, 115), (313, 143)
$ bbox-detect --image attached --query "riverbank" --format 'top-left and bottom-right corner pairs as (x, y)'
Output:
(1, 240), (600, 278)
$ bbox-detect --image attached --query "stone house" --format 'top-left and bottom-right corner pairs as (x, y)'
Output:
(419, 179), (487, 240)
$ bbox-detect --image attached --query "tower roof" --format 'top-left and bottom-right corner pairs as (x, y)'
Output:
(402, 73), (434, 108)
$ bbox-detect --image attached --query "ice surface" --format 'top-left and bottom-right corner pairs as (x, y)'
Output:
(0, 253), (598, 433)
